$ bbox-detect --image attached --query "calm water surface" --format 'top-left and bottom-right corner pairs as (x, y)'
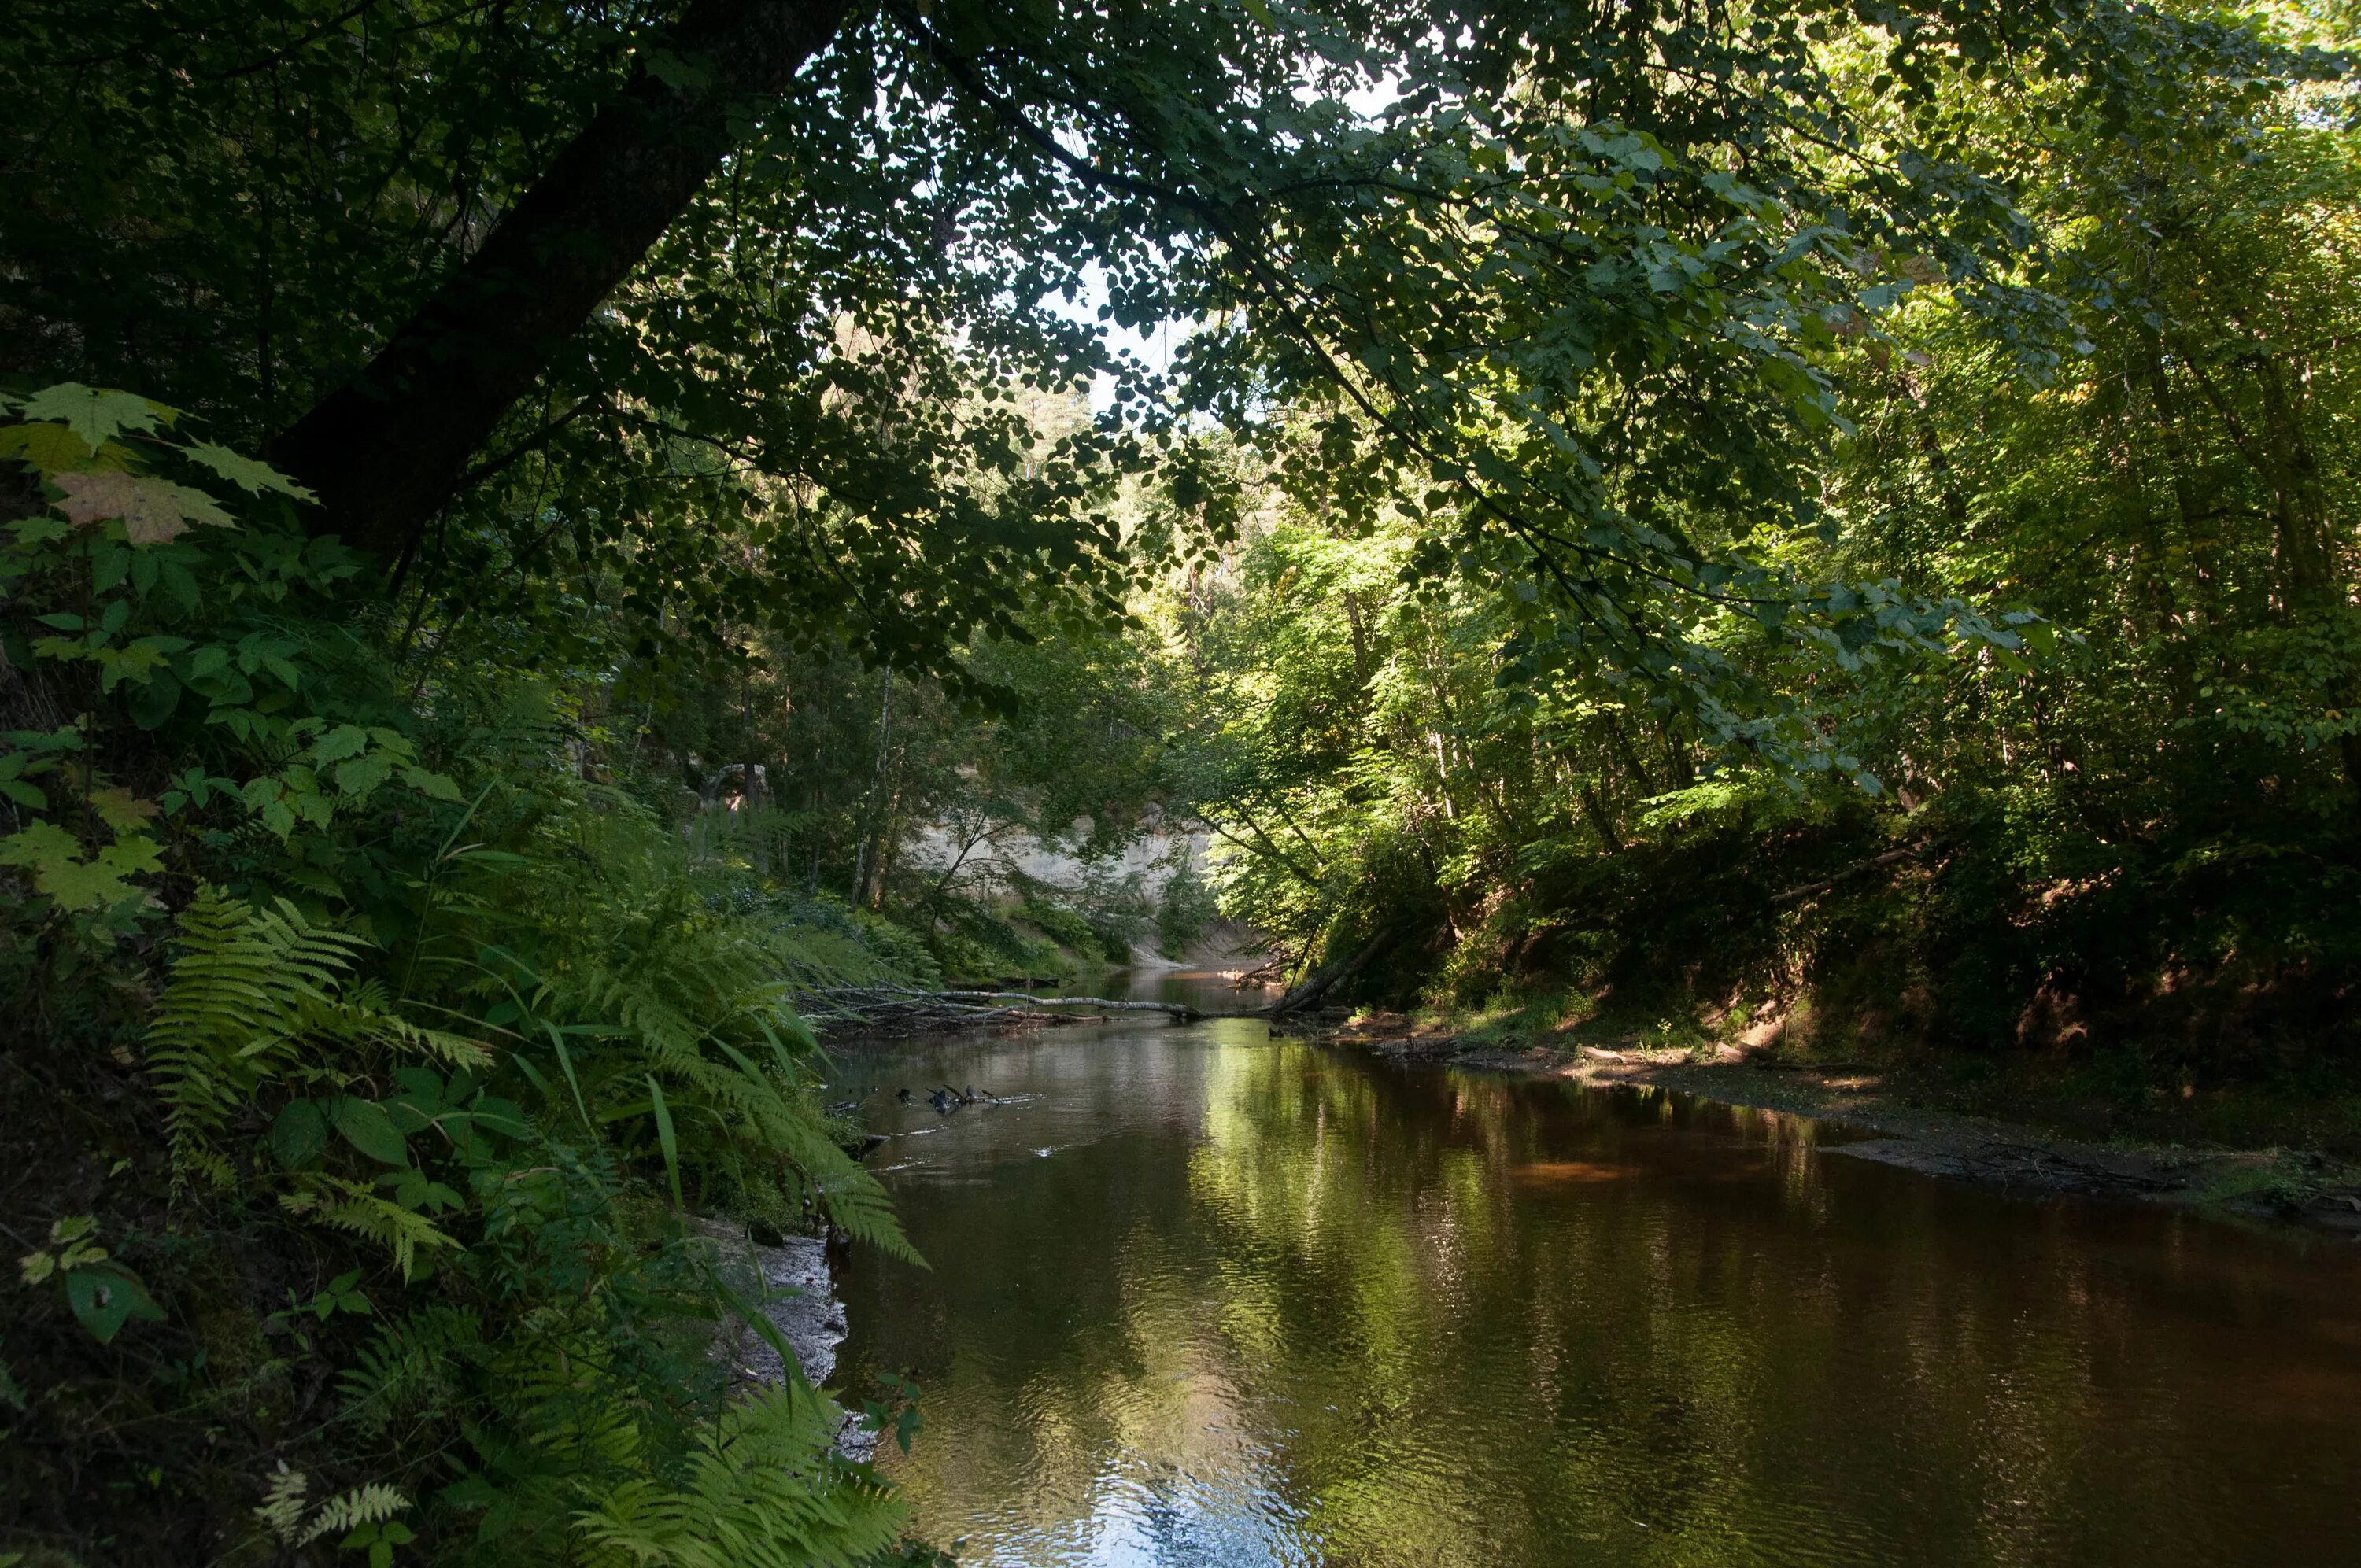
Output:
(832, 1010), (2361, 1568)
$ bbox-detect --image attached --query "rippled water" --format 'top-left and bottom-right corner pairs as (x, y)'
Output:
(831, 1013), (2361, 1567)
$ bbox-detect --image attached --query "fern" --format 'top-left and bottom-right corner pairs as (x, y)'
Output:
(149, 892), (493, 1193)
(338, 1306), (485, 1432)
(282, 1176), (456, 1280)
(297, 1483), (410, 1547)
(9, 417), (959, 1568)
(146, 892), (361, 1177)
(253, 1463), (310, 1544)
(468, 828), (921, 1261)
(254, 1467), (409, 1549)
(572, 1385), (904, 1568)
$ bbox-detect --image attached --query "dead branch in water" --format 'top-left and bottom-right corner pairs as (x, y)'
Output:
(804, 984), (1199, 1034)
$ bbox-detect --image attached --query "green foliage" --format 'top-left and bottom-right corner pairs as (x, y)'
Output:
(1155, 4), (2361, 1100)
(572, 1385), (906, 1568)
(0, 397), (933, 1562)
(1157, 861), (1221, 958)
(15, 1216), (164, 1344)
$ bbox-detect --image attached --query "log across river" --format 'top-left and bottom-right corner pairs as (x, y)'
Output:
(826, 1003), (2361, 1568)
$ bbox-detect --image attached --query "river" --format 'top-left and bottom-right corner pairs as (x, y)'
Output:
(830, 1003), (2361, 1567)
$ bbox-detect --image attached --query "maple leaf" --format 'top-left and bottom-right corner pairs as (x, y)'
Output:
(95, 836), (164, 877)
(150, 481), (234, 529)
(0, 820), (80, 869)
(18, 385), (168, 452)
(184, 440), (318, 501)
(40, 858), (139, 912)
(0, 821), (159, 910)
(89, 788), (161, 835)
(51, 473), (233, 544)
(50, 470), (138, 527)
(0, 421), (102, 472)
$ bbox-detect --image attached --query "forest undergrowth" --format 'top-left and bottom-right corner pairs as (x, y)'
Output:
(0, 394), (971, 1566)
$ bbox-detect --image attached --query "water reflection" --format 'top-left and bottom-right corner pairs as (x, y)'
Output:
(833, 1020), (2361, 1567)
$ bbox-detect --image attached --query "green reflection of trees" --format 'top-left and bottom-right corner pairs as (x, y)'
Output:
(853, 1033), (2361, 1567)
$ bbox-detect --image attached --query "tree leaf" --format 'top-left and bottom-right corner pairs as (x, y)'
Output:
(330, 1098), (409, 1166)
(271, 1100), (331, 1169)
(19, 385), (168, 452)
(50, 470), (139, 526)
(0, 820), (80, 869)
(309, 724), (370, 765)
(95, 834), (164, 878)
(88, 787), (160, 835)
(38, 864), (132, 911)
(50, 472), (225, 543)
(64, 1261), (164, 1342)
(399, 767), (464, 801)
(149, 480), (234, 530)
(0, 420), (100, 472)
(183, 439), (318, 500)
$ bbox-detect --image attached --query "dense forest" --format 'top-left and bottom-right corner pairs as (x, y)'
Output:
(2, 0), (2355, 1561)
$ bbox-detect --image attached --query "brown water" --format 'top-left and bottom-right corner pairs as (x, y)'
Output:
(832, 1014), (2361, 1567)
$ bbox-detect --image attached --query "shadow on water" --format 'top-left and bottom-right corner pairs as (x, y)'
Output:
(831, 1016), (2361, 1568)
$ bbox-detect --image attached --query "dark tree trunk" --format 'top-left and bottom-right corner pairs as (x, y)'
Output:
(1262, 928), (1397, 1017)
(272, 0), (861, 563)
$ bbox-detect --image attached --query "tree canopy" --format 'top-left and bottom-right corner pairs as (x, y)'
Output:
(11, 0), (2336, 719)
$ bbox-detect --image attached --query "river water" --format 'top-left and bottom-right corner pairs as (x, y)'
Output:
(831, 1007), (2361, 1567)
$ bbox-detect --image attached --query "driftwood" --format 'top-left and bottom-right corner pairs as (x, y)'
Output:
(804, 984), (1199, 1033)
(1231, 957), (1289, 989)
(929, 989), (1199, 1019)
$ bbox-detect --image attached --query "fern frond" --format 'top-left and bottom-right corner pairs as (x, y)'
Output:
(490, 1337), (647, 1470)
(296, 1482), (409, 1547)
(149, 892), (495, 1189)
(338, 1306), (484, 1432)
(148, 892), (358, 1175)
(282, 1176), (456, 1280)
(572, 1385), (903, 1568)
(324, 998), (495, 1068)
(774, 1129), (918, 1265)
(253, 1463), (309, 1544)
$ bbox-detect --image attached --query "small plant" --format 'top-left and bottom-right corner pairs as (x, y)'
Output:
(17, 1216), (163, 1343)
(253, 1466), (412, 1561)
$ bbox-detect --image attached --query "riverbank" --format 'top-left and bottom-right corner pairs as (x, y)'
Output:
(688, 1216), (885, 1459)
(1293, 1013), (2361, 1234)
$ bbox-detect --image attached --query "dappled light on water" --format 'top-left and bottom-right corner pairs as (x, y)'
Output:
(836, 1020), (2361, 1568)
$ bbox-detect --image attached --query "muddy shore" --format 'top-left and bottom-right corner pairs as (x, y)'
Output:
(1296, 1018), (2361, 1236)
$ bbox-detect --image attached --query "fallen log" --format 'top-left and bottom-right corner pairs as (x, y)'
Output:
(927, 989), (1200, 1021)
(806, 984), (1199, 1025)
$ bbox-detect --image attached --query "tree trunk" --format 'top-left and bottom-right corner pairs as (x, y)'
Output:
(2250, 356), (2361, 806)
(272, 0), (860, 563)
(1262, 929), (1396, 1017)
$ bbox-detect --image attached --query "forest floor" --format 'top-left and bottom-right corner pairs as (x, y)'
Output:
(1293, 1011), (2361, 1236)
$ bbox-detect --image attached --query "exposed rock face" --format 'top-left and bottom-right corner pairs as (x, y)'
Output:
(685, 1216), (879, 1459)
